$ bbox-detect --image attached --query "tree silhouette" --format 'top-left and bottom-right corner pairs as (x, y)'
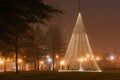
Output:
(46, 26), (66, 71)
(0, 0), (62, 73)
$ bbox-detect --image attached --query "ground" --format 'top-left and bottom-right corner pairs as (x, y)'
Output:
(0, 70), (120, 80)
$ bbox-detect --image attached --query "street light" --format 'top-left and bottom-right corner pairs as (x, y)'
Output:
(96, 57), (100, 61)
(40, 61), (44, 71)
(60, 60), (65, 70)
(0, 59), (4, 72)
(46, 55), (50, 58)
(86, 54), (90, 58)
(56, 55), (59, 59)
(0, 60), (3, 64)
(109, 55), (115, 60)
(18, 58), (23, 71)
(80, 58), (83, 62)
(47, 58), (52, 63)
(18, 59), (22, 63)
(40, 61), (44, 64)
(60, 61), (64, 65)
(84, 58), (87, 61)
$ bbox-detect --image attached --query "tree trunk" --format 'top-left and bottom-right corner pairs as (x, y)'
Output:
(34, 59), (37, 71)
(34, 58), (39, 71)
(34, 58), (40, 71)
(37, 58), (39, 71)
(15, 34), (18, 74)
(52, 52), (55, 71)
(4, 59), (6, 72)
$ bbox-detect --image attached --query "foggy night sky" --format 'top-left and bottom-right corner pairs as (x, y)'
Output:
(45, 0), (120, 54)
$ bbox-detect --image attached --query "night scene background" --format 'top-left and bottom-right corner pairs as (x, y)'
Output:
(0, 0), (120, 80)
(46, 0), (120, 54)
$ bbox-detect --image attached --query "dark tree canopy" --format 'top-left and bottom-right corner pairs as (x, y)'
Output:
(0, 0), (61, 23)
(0, 0), (62, 73)
(0, 0), (62, 44)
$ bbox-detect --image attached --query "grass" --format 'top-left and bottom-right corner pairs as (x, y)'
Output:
(0, 70), (120, 80)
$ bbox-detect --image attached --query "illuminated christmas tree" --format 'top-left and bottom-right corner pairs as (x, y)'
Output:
(60, 13), (101, 72)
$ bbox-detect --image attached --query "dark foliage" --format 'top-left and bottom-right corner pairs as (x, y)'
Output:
(0, 0), (62, 73)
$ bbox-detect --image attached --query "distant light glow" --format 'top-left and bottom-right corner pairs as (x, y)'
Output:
(48, 58), (52, 63)
(80, 58), (83, 62)
(87, 54), (90, 58)
(96, 57), (100, 61)
(60, 61), (64, 65)
(46, 55), (50, 58)
(56, 55), (59, 59)
(0, 60), (3, 64)
(40, 61), (44, 64)
(109, 55), (115, 60)
(18, 59), (22, 63)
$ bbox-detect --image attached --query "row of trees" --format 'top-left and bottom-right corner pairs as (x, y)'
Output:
(0, 0), (64, 73)
(29, 24), (66, 71)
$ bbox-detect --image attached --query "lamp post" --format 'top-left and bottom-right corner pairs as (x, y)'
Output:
(18, 58), (23, 71)
(60, 61), (64, 70)
(40, 61), (44, 71)
(0, 59), (4, 72)
(47, 58), (52, 70)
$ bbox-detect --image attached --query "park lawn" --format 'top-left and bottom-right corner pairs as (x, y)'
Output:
(0, 71), (120, 80)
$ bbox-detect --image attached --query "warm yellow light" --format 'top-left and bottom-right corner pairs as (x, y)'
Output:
(56, 55), (59, 59)
(40, 61), (44, 64)
(87, 54), (90, 58)
(46, 55), (49, 58)
(0, 60), (3, 64)
(80, 58), (83, 62)
(60, 61), (65, 65)
(18, 59), (22, 63)
(96, 57), (100, 61)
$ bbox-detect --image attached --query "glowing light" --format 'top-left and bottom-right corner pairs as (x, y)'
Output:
(56, 55), (59, 59)
(87, 54), (90, 58)
(40, 61), (44, 64)
(0, 60), (3, 64)
(80, 58), (83, 62)
(46, 55), (50, 58)
(109, 55), (115, 60)
(18, 59), (22, 63)
(60, 13), (101, 72)
(96, 57), (100, 61)
(48, 58), (52, 63)
(60, 61), (64, 65)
